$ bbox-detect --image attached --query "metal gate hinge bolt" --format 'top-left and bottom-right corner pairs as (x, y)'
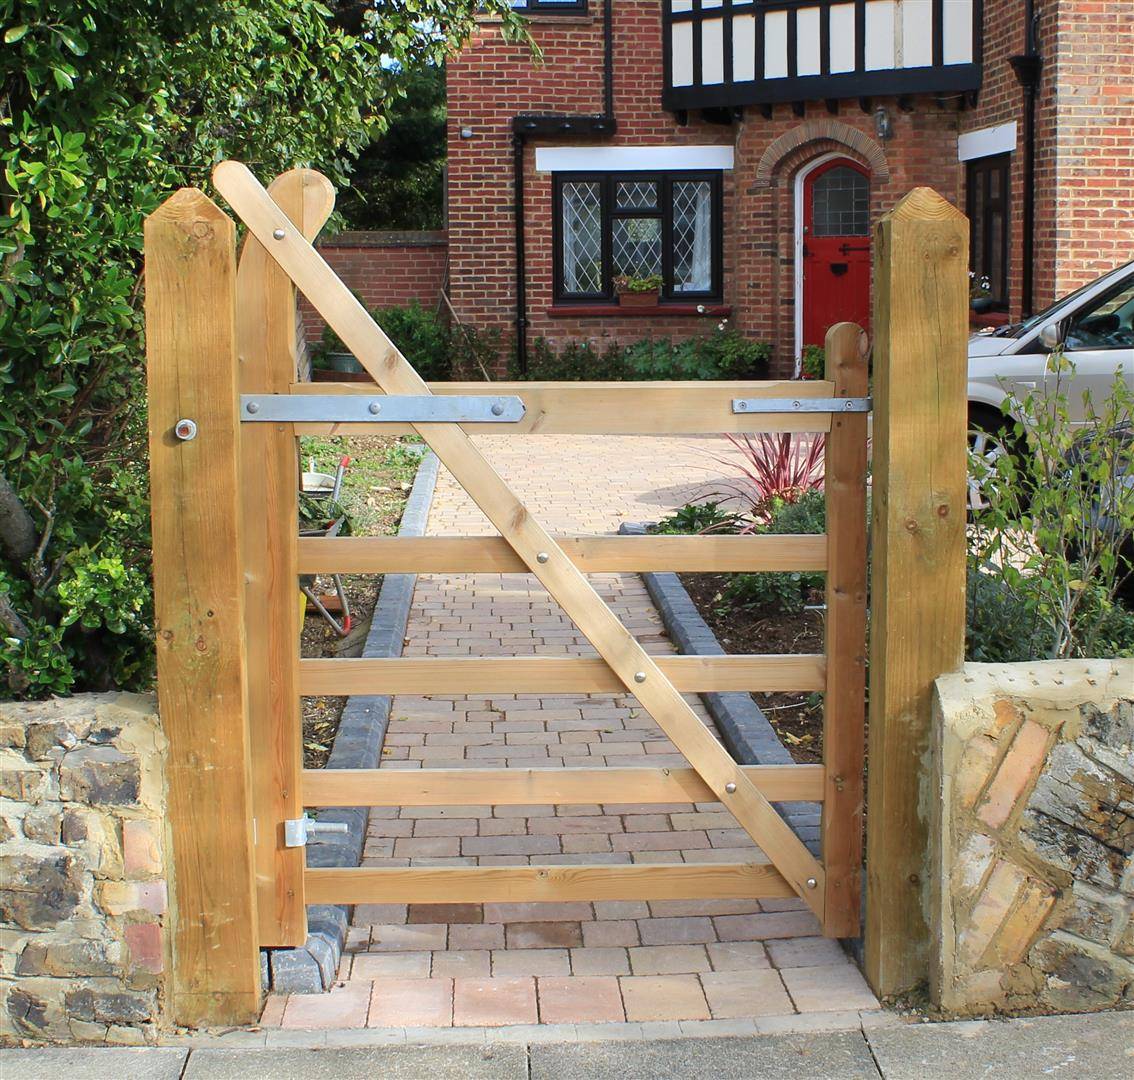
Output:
(536, 552), (550, 563)
(245, 401), (260, 415)
(284, 816), (349, 848)
(173, 419), (197, 441)
(633, 671), (646, 683)
(369, 401), (382, 415)
(806, 877), (818, 889)
(272, 228), (286, 240)
(724, 782), (737, 794)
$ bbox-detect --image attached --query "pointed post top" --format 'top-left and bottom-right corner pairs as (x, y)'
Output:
(882, 186), (966, 225)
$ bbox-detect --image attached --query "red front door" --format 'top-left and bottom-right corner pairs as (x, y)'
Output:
(802, 158), (872, 348)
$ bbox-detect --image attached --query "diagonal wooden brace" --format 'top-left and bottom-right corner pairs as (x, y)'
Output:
(213, 161), (826, 916)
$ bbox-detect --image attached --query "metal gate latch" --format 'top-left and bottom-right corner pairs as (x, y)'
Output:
(284, 816), (350, 848)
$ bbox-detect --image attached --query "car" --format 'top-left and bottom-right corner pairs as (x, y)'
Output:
(967, 261), (1134, 510)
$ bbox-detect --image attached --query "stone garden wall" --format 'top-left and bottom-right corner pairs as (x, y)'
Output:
(0, 693), (168, 1044)
(930, 661), (1133, 1016)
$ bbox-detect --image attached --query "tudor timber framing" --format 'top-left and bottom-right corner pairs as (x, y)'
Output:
(213, 159), (829, 921)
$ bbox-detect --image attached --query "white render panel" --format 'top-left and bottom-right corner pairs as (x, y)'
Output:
(797, 7), (822, 77)
(829, 4), (857, 73)
(702, 18), (725, 85)
(764, 10), (789, 79)
(900, 0), (934, 68)
(864, 0), (896, 71)
(943, 0), (974, 64)
(733, 13), (757, 82)
(535, 146), (736, 173)
(671, 21), (694, 87)
(957, 122), (1018, 161)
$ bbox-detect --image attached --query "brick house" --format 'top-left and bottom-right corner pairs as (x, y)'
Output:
(432, 0), (1133, 377)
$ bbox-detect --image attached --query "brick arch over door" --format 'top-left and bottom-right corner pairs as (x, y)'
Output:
(754, 121), (890, 186)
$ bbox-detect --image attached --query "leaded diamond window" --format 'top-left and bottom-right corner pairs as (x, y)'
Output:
(554, 171), (722, 302)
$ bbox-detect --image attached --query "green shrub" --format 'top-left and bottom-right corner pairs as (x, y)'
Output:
(968, 355), (1134, 659)
(515, 329), (770, 382)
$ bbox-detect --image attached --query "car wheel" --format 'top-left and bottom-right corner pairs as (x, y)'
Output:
(968, 410), (1017, 514)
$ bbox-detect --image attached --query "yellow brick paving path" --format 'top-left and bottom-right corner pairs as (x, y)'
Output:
(264, 435), (878, 1029)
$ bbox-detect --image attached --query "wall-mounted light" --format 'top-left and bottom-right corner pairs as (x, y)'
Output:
(873, 107), (893, 141)
(459, 126), (474, 139)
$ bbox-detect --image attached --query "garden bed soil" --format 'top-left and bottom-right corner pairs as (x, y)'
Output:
(299, 435), (420, 768)
(678, 571), (825, 764)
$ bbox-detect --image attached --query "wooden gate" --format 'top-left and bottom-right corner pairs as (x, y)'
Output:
(145, 164), (968, 1024)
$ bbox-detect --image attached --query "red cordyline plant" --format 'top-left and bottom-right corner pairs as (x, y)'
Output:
(716, 433), (826, 527)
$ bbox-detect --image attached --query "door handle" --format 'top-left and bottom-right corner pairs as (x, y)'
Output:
(838, 243), (871, 254)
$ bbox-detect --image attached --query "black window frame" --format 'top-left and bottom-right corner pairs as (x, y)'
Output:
(510, 0), (588, 13)
(966, 153), (1011, 312)
(552, 170), (724, 305)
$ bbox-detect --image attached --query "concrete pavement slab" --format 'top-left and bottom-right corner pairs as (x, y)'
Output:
(180, 1044), (527, 1079)
(0, 1047), (188, 1080)
(529, 1032), (880, 1079)
(865, 1012), (1134, 1080)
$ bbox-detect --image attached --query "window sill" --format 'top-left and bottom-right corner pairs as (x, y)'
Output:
(546, 304), (731, 318)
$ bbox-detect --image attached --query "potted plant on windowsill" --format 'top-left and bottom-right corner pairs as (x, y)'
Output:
(614, 273), (663, 308)
(969, 271), (995, 314)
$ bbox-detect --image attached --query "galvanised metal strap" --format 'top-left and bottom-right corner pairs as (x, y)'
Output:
(731, 396), (872, 414)
(239, 394), (526, 423)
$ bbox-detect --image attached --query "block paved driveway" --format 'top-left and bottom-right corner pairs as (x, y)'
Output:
(266, 434), (877, 1030)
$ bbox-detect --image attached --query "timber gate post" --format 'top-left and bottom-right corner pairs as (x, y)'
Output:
(145, 189), (261, 1025)
(863, 188), (969, 998)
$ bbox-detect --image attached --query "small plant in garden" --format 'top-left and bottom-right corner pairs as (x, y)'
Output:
(799, 344), (825, 380)
(717, 433), (825, 525)
(653, 501), (742, 535)
(968, 355), (1134, 659)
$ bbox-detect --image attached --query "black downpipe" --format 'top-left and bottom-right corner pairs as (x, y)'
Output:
(1010, 0), (1042, 317)
(512, 0), (616, 373)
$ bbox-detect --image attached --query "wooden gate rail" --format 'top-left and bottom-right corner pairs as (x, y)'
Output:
(302, 765), (825, 806)
(298, 655), (826, 694)
(148, 165), (965, 1026)
(297, 533), (828, 574)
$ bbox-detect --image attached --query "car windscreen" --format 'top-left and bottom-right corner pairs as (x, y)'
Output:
(1000, 264), (1134, 338)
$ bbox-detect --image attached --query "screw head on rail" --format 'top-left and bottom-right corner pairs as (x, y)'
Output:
(173, 419), (197, 441)
(724, 782), (737, 794)
(272, 228), (286, 240)
(491, 401), (505, 416)
(536, 552), (550, 564)
(245, 401), (260, 415)
(736, 400), (748, 411)
(368, 401), (382, 415)
(806, 877), (818, 889)
(634, 671), (647, 683)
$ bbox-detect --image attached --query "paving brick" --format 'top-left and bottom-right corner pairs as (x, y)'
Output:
(350, 952), (431, 979)
(582, 920), (640, 947)
(707, 941), (773, 972)
(594, 901), (650, 920)
(629, 945), (712, 975)
(638, 916), (717, 946)
(714, 911), (823, 941)
(506, 921), (583, 949)
(780, 964), (879, 1012)
(280, 982), (370, 1029)
(701, 969), (795, 1019)
(407, 903), (482, 925)
(483, 901), (594, 923)
(766, 936), (849, 970)
(352, 904), (407, 926)
(452, 977), (538, 1027)
(569, 947), (631, 976)
(368, 977), (453, 1027)
(429, 950), (491, 979)
(537, 976), (625, 1023)
(491, 948), (571, 977)
(620, 975), (711, 1022)
(369, 923), (447, 952)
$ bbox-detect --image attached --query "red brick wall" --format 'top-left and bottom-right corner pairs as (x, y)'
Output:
(300, 231), (448, 348)
(1046, 0), (1134, 297)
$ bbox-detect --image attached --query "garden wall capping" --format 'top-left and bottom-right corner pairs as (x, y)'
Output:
(1, 692), (167, 1044)
(266, 450), (439, 993)
(620, 522), (821, 855)
(929, 659), (1134, 1016)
